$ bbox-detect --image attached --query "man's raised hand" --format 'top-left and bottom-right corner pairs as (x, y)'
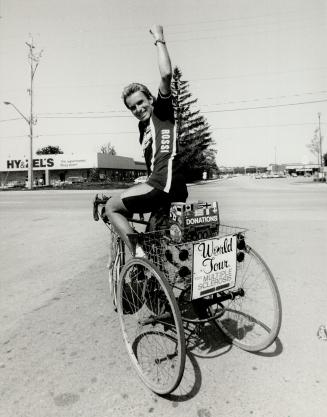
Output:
(149, 25), (165, 42)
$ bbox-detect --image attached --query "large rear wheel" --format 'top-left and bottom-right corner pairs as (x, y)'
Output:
(117, 258), (186, 395)
(213, 245), (282, 352)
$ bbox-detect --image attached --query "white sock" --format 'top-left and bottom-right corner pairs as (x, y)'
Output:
(135, 245), (146, 258)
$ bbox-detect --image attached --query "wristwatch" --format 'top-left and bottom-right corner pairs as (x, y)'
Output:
(154, 39), (166, 46)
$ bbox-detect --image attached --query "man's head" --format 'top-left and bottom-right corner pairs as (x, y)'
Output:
(122, 83), (155, 122)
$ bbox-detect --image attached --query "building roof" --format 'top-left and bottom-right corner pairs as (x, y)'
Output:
(97, 154), (146, 170)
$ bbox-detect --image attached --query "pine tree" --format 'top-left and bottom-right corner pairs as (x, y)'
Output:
(171, 66), (218, 181)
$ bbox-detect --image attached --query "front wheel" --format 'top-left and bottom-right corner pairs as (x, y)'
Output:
(117, 258), (186, 395)
(213, 245), (282, 352)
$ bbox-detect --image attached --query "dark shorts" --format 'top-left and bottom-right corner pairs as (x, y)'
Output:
(122, 187), (172, 214)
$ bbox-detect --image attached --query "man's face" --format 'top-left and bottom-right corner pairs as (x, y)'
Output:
(126, 91), (154, 122)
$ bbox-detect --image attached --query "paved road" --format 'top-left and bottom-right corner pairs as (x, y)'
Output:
(0, 177), (326, 417)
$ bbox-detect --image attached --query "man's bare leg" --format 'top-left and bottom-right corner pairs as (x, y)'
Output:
(105, 183), (155, 255)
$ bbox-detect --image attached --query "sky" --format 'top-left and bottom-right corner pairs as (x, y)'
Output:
(0, 0), (326, 167)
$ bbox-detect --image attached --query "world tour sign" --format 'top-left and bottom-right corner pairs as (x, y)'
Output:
(192, 235), (237, 299)
(1, 154), (97, 171)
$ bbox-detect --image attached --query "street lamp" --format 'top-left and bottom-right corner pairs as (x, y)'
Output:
(4, 101), (34, 189)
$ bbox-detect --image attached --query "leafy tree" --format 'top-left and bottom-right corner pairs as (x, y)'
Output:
(100, 142), (116, 155)
(89, 168), (100, 182)
(36, 145), (64, 155)
(171, 66), (218, 181)
(307, 128), (321, 165)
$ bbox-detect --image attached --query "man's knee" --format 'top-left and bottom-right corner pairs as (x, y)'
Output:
(106, 195), (128, 216)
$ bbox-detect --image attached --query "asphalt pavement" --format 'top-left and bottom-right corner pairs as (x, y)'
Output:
(0, 176), (326, 417)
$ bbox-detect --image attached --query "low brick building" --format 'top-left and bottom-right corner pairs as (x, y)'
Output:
(0, 153), (147, 186)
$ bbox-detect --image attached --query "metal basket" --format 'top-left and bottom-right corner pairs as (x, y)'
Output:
(139, 224), (247, 288)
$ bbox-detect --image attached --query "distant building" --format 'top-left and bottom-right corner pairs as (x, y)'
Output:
(0, 153), (147, 186)
(267, 164), (286, 175)
(218, 163), (322, 177)
(283, 163), (320, 176)
(219, 166), (267, 175)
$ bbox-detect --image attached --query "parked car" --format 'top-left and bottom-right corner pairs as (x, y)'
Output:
(65, 176), (85, 184)
(134, 175), (147, 184)
(53, 180), (65, 187)
(5, 180), (25, 188)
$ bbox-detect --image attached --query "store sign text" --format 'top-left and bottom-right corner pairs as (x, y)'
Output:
(6, 158), (54, 169)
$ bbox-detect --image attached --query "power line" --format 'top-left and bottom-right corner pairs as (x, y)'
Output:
(168, 23), (327, 45)
(1, 8), (319, 43)
(19, 90), (327, 119)
(164, 7), (322, 29)
(0, 134), (29, 139)
(2, 65), (325, 95)
(200, 90), (327, 107)
(1, 121), (324, 140)
(2, 96), (326, 124)
(167, 11), (322, 36)
(188, 66), (327, 83)
(37, 131), (135, 137)
(0, 117), (22, 123)
(38, 110), (126, 115)
(211, 122), (318, 130)
(202, 99), (327, 114)
(35, 98), (327, 119)
(38, 115), (131, 119)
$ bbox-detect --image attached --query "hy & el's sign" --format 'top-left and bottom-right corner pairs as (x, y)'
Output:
(6, 158), (54, 170)
(1, 154), (97, 171)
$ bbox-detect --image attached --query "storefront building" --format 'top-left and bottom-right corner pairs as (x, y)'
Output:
(0, 153), (147, 186)
(283, 163), (320, 176)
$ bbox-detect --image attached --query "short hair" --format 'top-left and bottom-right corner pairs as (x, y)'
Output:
(121, 83), (155, 108)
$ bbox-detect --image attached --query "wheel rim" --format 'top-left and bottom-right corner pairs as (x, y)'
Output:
(216, 246), (282, 352)
(117, 258), (185, 394)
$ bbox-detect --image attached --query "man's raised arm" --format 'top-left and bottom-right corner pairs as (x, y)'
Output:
(149, 25), (172, 95)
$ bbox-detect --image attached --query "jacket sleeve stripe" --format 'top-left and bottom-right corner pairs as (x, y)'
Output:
(164, 124), (177, 193)
(149, 119), (156, 173)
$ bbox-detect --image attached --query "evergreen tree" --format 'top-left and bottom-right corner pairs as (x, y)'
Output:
(171, 66), (218, 181)
(307, 128), (321, 165)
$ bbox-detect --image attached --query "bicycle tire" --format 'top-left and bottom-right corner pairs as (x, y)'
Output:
(117, 257), (186, 395)
(212, 245), (282, 352)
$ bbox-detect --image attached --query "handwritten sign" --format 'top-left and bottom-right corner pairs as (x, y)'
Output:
(192, 235), (237, 299)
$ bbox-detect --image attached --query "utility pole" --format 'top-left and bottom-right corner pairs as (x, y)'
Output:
(318, 112), (323, 175)
(25, 39), (42, 189)
(4, 39), (42, 190)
